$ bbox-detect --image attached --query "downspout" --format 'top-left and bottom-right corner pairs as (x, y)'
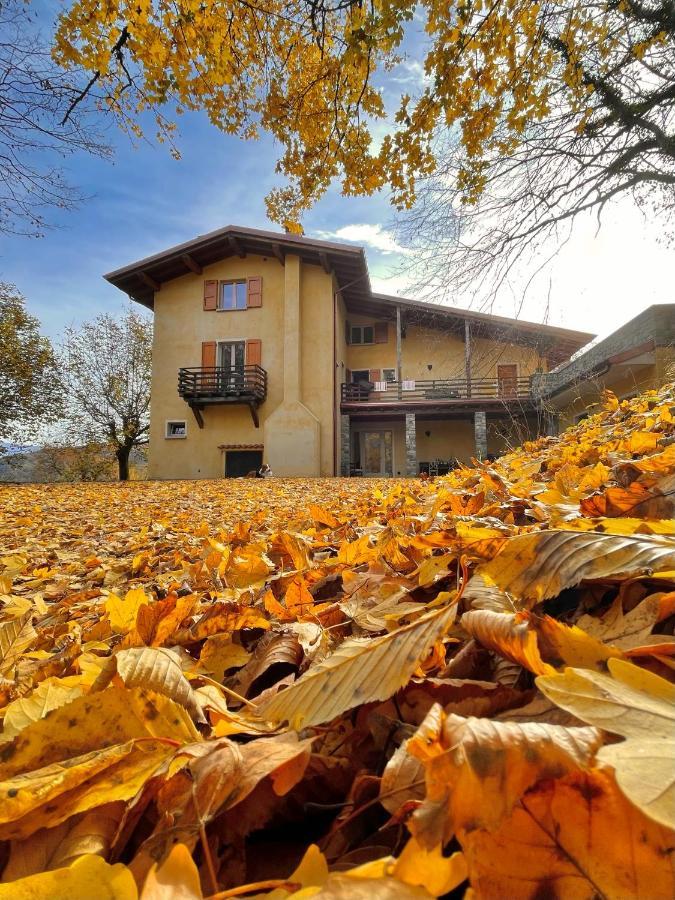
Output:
(333, 289), (337, 476)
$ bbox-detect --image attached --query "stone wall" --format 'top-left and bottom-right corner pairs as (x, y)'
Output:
(533, 305), (674, 399)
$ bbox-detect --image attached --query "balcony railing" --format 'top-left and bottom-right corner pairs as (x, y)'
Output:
(341, 377), (532, 403)
(178, 365), (267, 403)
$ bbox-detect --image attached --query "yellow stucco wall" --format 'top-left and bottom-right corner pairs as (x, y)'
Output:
(344, 317), (547, 384)
(416, 418), (475, 464)
(147, 254), (335, 479)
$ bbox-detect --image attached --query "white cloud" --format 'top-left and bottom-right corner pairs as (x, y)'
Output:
(320, 223), (412, 256)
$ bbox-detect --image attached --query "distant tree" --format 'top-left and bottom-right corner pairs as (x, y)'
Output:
(0, 0), (109, 235)
(32, 440), (117, 483)
(0, 284), (62, 444)
(62, 308), (152, 481)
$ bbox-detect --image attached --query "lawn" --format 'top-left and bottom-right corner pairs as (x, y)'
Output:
(0, 388), (673, 898)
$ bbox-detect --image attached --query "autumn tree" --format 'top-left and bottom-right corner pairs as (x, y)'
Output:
(0, 0), (109, 235)
(61, 308), (152, 481)
(52, 0), (674, 242)
(0, 284), (62, 445)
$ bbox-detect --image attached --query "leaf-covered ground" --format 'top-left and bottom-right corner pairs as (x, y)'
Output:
(0, 387), (674, 899)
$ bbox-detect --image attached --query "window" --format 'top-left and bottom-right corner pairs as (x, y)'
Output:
(350, 324), (374, 345)
(351, 370), (370, 383)
(166, 421), (187, 439)
(382, 368), (397, 383)
(219, 280), (247, 310)
(217, 340), (246, 369)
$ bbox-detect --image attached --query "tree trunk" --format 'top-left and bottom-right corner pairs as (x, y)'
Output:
(117, 446), (130, 481)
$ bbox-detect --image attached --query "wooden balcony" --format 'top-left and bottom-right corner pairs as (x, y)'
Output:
(341, 377), (534, 412)
(178, 366), (267, 427)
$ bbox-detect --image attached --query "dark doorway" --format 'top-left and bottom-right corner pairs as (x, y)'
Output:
(225, 450), (262, 477)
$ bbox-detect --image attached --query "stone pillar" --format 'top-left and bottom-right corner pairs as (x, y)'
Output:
(474, 411), (487, 459)
(464, 319), (472, 398)
(340, 414), (350, 476)
(545, 412), (559, 437)
(405, 412), (417, 476)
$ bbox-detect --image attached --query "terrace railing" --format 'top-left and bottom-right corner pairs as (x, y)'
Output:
(341, 376), (532, 403)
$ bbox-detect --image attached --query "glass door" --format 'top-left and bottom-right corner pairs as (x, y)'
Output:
(218, 341), (246, 392)
(362, 431), (393, 475)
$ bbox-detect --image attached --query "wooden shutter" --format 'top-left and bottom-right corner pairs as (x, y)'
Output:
(374, 322), (388, 343)
(369, 369), (381, 382)
(345, 368), (351, 383)
(247, 276), (263, 308)
(245, 339), (262, 367)
(203, 280), (218, 311)
(202, 341), (217, 368)
(345, 320), (351, 345)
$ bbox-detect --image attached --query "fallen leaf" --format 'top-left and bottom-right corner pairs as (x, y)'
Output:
(0, 853), (138, 900)
(258, 601), (457, 729)
(537, 658), (675, 827)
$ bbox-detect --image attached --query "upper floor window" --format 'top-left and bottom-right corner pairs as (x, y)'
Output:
(351, 324), (374, 345)
(382, 368), (397, 382)
(220, 280), (247, 311)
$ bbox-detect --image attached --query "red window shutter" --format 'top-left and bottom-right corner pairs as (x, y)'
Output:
(345, 368), (352, 383)
(203, 280), (218, 310)
(201, 341), (217, 369)
(374, 322), (388, 343)
(247, 276), (263, 308)
(246, 339), (262, 367)
(369, 369), (381, 382)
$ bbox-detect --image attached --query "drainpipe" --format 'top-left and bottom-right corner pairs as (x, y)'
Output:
(333, 289), (337, 476)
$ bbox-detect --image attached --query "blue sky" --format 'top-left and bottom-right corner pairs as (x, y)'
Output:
(0, 9), (671, 345)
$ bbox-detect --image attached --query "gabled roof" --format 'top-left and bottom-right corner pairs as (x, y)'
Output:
(105, 224), (594, 364)
(105, 224), (370, 309)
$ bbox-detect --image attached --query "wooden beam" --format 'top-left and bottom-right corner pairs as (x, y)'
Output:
(190, 405), (204, 429)
(271, 242), (285, 265)
(248, 402), (260, 428)
(396, 306), (403, 401)
(228, 236), (246, 258)
(319, 252), (331, 275)
(464, 319), (472, 398)
(140, 272), (161, 292)
(181, 253), (202, 275)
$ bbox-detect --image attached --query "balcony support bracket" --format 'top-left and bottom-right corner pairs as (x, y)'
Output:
(189, 404), (205, 429)
(248, 402), (260, 428)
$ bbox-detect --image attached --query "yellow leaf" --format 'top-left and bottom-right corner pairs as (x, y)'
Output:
(407, 704), (601, 846)
(3, 803), (125, 879)
(140, 843), (202, 899)
(92, 647), (204, 722)
(0, 686), (198, 780)
(393, 838), (467, 896)
(460, 770), (674, 899)
(462, 609), (623, 674)
(198, 634), (251, 680)
(0, 739), (174, 841)
(0, 853), (137, 900)
(537, 659), (675, 827)
(478, 530), (675, 603)
(0, 612), (36, 676)
(106, 587), (150, 633)
(258, 601), (457, 730)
